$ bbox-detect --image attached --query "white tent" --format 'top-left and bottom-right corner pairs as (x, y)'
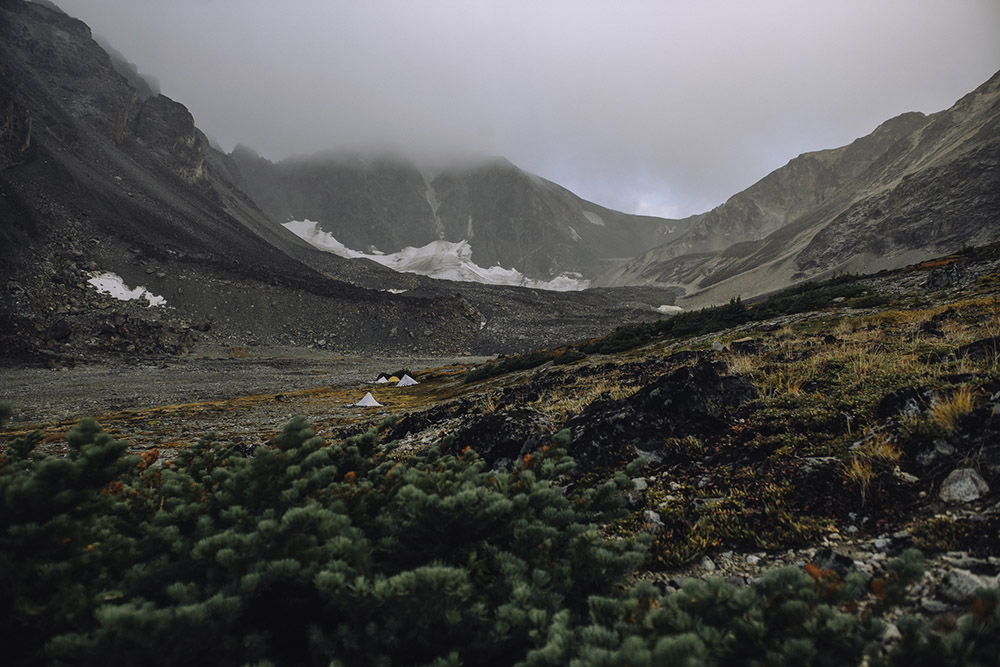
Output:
(397, 374), (419, 387)
(375, 376), (390, 384)
(354, 392), (383, 407)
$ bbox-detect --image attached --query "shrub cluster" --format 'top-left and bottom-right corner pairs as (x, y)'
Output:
(465, 350), (563, 383)
(2, 418), (997, 666)
(1, 420), (639, 666)
(581, 276), (888, 356)
(465, 276), (883, 380)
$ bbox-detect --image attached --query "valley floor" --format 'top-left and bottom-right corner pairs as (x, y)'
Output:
(0, 346), (487, 447)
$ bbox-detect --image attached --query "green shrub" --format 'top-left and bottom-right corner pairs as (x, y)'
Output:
(465, 350), (556, 382)
(552, 349), (588, 365)
(2, 420), (997, 666)
(2, 421), (640, 666)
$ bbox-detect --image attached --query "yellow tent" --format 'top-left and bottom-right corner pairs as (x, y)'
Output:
(387, 376), (400, 383)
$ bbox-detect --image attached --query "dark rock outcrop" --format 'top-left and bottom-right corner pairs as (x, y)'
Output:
(566, 358), (757, 470)
(448, 406), (556, 467)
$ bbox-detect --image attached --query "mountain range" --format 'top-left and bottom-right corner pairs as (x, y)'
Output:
(230, 148), (682, 284)
(0, 0), (678, 359)
(228, 74), (1000, 305)
(0, 0), (997, 360)
(598, 76), (1000, 305)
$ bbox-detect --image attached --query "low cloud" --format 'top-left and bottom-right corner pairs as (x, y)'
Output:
(55, 0), (1000, 217)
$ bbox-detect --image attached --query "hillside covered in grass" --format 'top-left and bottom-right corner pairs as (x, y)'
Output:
(2, 244), (1000, 665)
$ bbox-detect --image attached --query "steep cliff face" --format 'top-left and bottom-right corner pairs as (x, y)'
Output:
(0, 1), (482, 356)
(793, 74), (1000, 275)
(599, 73), (1000, 305)
(230, 149), (679, 281)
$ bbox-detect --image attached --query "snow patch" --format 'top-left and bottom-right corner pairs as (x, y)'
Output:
(567, 225), (581, 242)
(656, 304), (684, 314)
(87, 271), (166, 307)
(582, 211), (606, 227)
(284, 220), (590, 291)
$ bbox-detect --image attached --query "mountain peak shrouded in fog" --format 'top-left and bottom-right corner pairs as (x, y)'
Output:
(51, 0), (1000, 219)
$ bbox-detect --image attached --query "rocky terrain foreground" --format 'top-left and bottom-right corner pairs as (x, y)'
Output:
(3, 244), (998, 637)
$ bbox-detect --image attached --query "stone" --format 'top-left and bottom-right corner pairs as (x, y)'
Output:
(711, 340), (726, 352)
(939, 468), (990, 503)
(876, 387), (938, 420)
(448, 406), (555, 467)
(643, 510), (663, 530)
(955, 336), (1000, 362)
(921, 598), (951, 614)
(917, 439), (956, 467)
(811, 548), (855, 577)
(700, 556), (716, 573)
(730, 337), (764, 355)
(798, 456), (841, 477)
(631, 477), (648, 491)
(565, 358), (757, 471)
(938, 569), (984, 604)
(924, 263), (965, 290)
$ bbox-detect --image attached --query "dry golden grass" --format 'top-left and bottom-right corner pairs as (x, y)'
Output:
(477, 394), (498, 413)
(775, 325), (797, 340)
(843, 456), (876, 502)
(929, 386), (976, 434)
(862, 430), (902, 466)
(533, 378), (640, 421)
(725, 353), (760, 377)
(757, 371), (804, 399)
(843, 430), (902, 504)
(833, 318), (859, 337)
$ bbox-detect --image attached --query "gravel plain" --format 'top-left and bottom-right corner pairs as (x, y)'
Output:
(0, 345), (489, 436)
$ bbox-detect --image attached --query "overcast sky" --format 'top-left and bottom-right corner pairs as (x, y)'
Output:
(52, 0), (1000, 218)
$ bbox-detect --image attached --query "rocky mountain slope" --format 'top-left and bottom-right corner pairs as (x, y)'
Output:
(600, 72), (1000, 307)
(0, 0), (676, 360)
(230, 148), (683, 281)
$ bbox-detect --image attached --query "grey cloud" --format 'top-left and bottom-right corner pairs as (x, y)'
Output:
(54, 0), (1000, 217)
